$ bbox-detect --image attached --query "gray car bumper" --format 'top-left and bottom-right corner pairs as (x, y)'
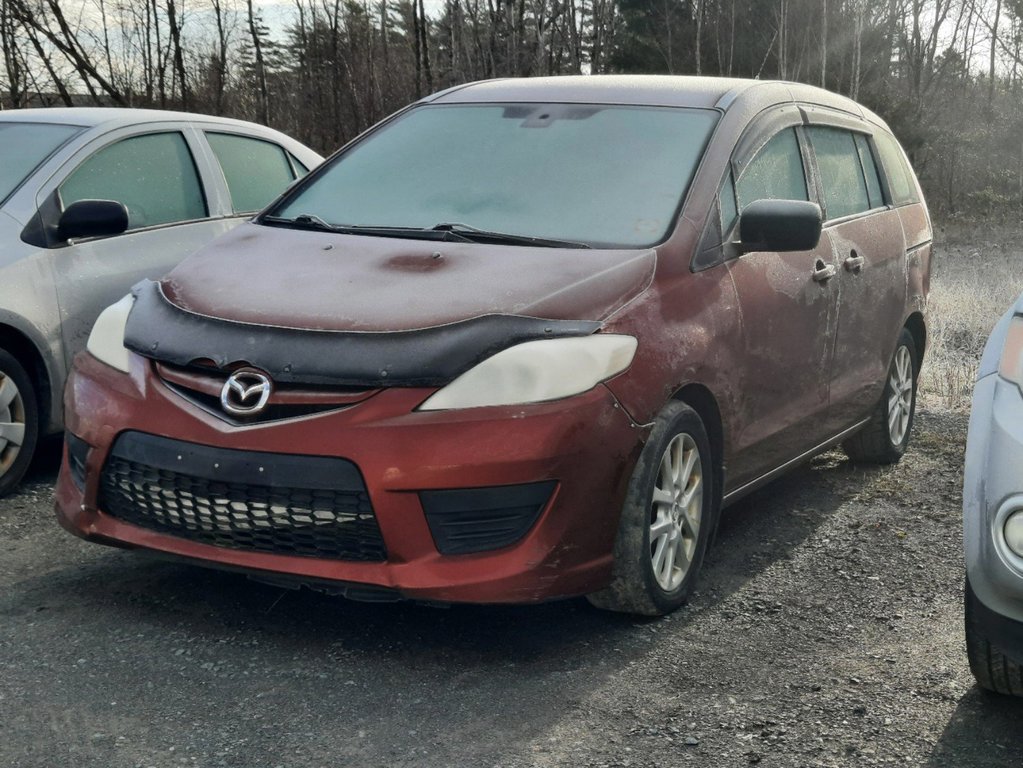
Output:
(964, 371), (1023, 657)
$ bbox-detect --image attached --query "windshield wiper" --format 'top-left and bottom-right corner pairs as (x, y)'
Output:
(430, 222), (591, 249)
(261, 213), (342, 232)
(261, 216), (588, 248)
(261, 216), (473, 242)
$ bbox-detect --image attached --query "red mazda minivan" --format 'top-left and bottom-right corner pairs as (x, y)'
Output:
(56, 76), (931, 615)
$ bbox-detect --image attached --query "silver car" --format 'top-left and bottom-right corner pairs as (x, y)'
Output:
(964, 291), (1023, 694)
(0, 108), (321, 495)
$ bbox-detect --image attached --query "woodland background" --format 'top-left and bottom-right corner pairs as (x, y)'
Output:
(1, 0), (1023, 218)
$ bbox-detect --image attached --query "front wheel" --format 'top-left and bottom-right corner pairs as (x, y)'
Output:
(966, 579), (1023, 696)
(0, 348), (38, 498)
(843, 327), (917, 465)
(588, 402), (718, 616)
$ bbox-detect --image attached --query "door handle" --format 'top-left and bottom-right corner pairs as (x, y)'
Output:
(812, 259), (837, 283)
(844, 251), (865, 273)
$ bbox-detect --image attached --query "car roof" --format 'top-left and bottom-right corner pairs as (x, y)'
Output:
(0, 107), (277, 132)
(426, 75), (888, 131)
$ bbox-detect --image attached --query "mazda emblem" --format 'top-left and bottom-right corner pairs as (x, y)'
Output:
(220, 370), (272, 416)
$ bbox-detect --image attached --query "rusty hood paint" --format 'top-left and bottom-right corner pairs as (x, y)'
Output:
(159, 223), (657, 332)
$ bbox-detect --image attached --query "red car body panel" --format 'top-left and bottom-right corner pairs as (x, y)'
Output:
(161, 224), (657, 331)
(57, 352), (646, 603)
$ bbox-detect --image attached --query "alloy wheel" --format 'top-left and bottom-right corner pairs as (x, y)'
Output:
(650, 433), (703, 591)
(0, 372), (26, 477)
(888, 345), (913, 446)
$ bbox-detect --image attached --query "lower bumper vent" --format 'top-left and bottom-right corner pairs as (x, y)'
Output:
(420, 481), (556, 555)
(99, 432), (386, 562)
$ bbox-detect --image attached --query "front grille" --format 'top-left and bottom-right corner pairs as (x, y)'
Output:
(99, 432), (386, 562)
(154, 362), (379, 426)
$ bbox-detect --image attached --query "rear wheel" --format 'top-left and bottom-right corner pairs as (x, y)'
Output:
(843, 327), (917, 465)
(0, 349), (38, 498)
(588, 402), (717, 616)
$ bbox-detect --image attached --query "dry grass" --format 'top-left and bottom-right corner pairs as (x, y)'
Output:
(918, 223), (1023, 409)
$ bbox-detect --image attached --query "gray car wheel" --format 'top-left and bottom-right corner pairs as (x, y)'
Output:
(843, 327), (918, 465)
(966, 578), (1023, 696)
(0, 349), (38, 498)
(588, 402), (717, 616)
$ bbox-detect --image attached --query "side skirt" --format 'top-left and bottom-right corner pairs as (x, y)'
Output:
(722, 418), (870, 507)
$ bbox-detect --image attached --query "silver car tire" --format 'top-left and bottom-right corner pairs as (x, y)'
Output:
(588, 402), (717, 616)
(0, 349), (38, 498)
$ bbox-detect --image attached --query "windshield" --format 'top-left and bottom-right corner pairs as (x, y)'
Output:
(270, 103), (719, 248)
(0, 123), (83, 204)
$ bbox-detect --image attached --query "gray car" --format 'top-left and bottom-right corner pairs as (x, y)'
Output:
(964, 291), (1023, 694)
(0, 108), (321, 495)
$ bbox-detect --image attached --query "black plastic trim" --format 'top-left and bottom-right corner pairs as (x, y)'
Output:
(124, 280), (602, 387)
(109, 430), (365, 490)
(66, 432), (89, 491)
(420, 480), (557, 555)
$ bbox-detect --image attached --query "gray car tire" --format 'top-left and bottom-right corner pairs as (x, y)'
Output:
(966, 579), (1023, 696)
(0, 349), (38, 498)
(843, 327), (918, 465)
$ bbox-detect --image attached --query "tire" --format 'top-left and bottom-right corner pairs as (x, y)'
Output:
(843, 327), (917, 465)
(588, 402), (718, 616)
(0, 348), (39, 498)
(965, 579), (1023, 696)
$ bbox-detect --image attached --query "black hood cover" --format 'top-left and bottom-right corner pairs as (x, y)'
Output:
(123, 280), (602, 387)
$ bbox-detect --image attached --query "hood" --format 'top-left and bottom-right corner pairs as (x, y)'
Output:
(160, 222), (656, 332)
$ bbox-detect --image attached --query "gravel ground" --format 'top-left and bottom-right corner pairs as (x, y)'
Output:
(2, 408), (1021, 768)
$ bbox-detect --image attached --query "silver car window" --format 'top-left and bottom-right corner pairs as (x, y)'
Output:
(59, 132), (207, 230)
(206, 132), (296, 213)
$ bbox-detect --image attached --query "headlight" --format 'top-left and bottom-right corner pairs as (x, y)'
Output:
(998, 315), (1023, 386)
(86, 294), (134, 373)
(418, 334), (637, 411)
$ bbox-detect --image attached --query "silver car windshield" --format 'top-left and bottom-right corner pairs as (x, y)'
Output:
(0, 123), (83, 204)
(272, 104), (719, 248)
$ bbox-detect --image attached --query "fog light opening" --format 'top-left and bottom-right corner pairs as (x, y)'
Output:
(1004, 510), (1023, 558)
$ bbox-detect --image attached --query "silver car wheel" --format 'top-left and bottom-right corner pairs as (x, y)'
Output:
(888, 345), (913, 446)
(650, 433), (703, 591)
(0, 371), (26, 477)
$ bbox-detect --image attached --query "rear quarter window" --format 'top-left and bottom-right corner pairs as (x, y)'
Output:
(874, 132), (920, 206)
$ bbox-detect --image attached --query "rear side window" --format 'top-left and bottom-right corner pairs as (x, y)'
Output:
(854, 134), (885, 210)
(60, 132), (206, 230)
(807, 126), (870, 220)
(736, 128), (808, 209)
(207, 132), (296, 213)
(875, 132), (920, 206)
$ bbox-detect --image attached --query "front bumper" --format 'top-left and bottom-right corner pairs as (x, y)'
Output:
(964, 372), (1023, 657)
(56, 352), (646, 604)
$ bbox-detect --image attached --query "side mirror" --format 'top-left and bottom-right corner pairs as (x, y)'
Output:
(57, 199), (129, 242)
(738, 199), (822, 253)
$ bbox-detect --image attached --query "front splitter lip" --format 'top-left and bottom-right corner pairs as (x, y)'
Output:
(55, 352), (646, 605)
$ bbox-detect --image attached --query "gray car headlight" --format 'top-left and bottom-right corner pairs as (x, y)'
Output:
(998, 315), (1023, 388)
(86, 294), (135, 373)
(418, 334), (638, 411)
